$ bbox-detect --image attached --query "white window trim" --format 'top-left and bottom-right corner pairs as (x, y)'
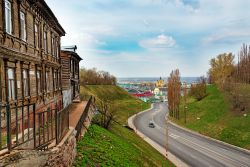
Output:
(5, 0), (12, 34)
(35, 24), (39, 48)
(8, 68), (15, 100)
(20, 11), (26, 41)
(44, 31), (47, 53)
(23, 69), (29, 97)
(37, 71), (41, 94)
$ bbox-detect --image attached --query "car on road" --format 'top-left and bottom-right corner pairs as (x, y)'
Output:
(148, 121), (155, 128)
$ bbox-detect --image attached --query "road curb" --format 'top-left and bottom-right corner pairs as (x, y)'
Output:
(128, 104), (189, 167)
(168, 120), (250, 155)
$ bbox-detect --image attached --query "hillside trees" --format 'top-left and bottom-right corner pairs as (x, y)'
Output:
(208, 53), (235, 90)
(168, 69), (181, 119)
(80, 68), (117, 85)
(208, 44), (250, 111)
(236, 44), (250, 83)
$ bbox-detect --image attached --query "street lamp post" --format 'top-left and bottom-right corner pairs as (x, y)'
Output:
(185, 106), (187, 124)
(166, 115), (168, 159)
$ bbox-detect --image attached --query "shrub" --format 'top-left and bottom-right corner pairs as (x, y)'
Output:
(190, 77), (207, 101)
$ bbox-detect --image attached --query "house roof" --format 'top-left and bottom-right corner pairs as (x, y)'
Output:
(29, 0), (66, 36)
(61, 45), (82, 61)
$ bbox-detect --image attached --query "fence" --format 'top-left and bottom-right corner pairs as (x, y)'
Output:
(35, 105), (69, 150)
(0, 102), (70, 152)
(75, 96), (92, 140)
(0, 103), (35, 151)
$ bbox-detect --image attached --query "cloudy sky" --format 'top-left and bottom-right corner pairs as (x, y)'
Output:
(46, 0), (250, 77)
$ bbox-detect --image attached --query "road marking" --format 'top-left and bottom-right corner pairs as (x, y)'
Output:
(169, 133), (180, 139)
(173, 135), (249, 167)
(146, 103), (250, 167)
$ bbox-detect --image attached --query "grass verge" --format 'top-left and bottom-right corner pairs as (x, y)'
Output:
(172, 85), (250, 149)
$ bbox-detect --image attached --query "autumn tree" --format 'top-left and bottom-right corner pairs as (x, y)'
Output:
(208, 53), (235, 90)
(167, 69), (181, 119)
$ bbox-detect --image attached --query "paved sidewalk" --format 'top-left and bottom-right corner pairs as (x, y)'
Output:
(69, 101), (87, 128)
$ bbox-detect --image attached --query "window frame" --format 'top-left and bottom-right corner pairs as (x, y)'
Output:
(46, 70), (50, 92)
(34, 23), (39, 48)
(36, 70), (42, 94)
(20, 11), (26, 41)
(22, 69), (29, 97)
(7, 68), (15, 101)
(44, 31), (48, 53)
(51, 34), (54, 56)
(5, 0), (12, 34)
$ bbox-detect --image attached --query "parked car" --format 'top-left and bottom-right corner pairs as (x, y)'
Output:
(148, 121), (155, 128)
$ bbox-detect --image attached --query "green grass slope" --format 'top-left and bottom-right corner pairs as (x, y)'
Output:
(74, 85), (174, 167)
(174, 85), (250, 149)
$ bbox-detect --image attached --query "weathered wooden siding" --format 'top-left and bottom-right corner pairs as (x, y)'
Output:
(0, 0), (65, 112)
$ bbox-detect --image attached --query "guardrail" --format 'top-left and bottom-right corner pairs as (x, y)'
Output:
(75, 96), (92, 140)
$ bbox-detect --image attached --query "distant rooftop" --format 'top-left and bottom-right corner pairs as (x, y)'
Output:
(61, 45), (77, 52)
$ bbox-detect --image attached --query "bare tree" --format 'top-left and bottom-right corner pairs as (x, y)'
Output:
(94, 98), (118, 129)
(168, 69), (181, 119)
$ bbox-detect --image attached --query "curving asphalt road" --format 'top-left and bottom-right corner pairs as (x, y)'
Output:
(133, 102), (250, 167)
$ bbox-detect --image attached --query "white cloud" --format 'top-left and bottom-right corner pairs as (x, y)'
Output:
(46, 0), (250, 77)
(62, 32), (106, 49)
(139, 34), (176, 49)
(202, 29), (250, 45)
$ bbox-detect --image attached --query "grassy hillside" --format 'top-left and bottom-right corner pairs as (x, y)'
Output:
(74, 124), (148, 166)
(80, 85), (149, 122)
(174, 85), (250, 149)
(75, 85), (174, 167)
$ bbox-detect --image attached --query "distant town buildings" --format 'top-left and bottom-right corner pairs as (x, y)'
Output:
(118, 77), (167, 102)
(156, 77), (165, 87)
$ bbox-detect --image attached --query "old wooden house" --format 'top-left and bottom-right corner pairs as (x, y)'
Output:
(0, 0), (66, 151)
(61, 45), (82, 108)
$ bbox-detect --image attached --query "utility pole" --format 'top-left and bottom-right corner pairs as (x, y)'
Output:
(166, 115), (168, 159)
(184, 82), (187, 124)
(166, 95), (169, 159)
(185, 106), (187, 124)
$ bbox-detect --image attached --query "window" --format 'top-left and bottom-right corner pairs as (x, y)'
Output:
(46, 71), (49, 92)
(23, 69), (29, 97)
(5, 0), (12, 34)
(51, 37), (54, 56)
(34, 24), (39, 48)
(37, 71), (41, 94)
(71, 60), (73, 73)
(8, 68), (15, 100)
(44, 31), (47, 53)
(20, 12), (26, 41)
(54, 71), (57, 90)
(57, 71), (60, 89)
(55, 38), (59, 58)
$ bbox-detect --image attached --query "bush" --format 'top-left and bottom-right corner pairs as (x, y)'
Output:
(190, 77), (207, 101)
